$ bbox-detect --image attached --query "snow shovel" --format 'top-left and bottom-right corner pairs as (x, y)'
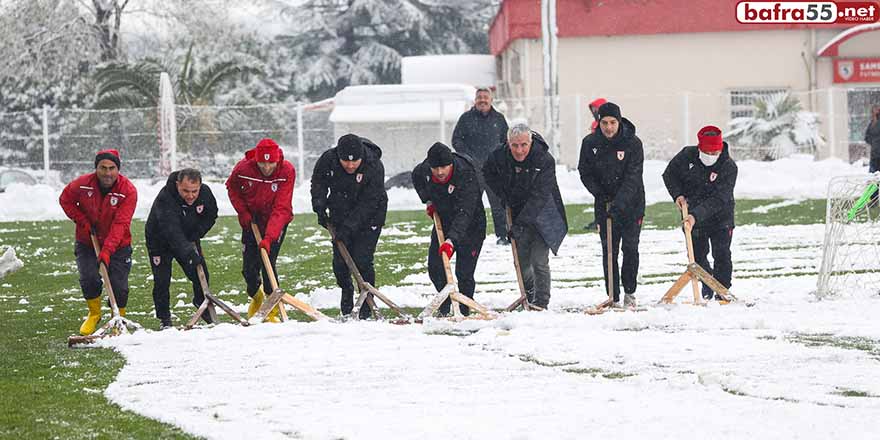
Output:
(67, 234), (142, 347)
(185, 258), (249, 329)
(658, 200), (737, 305)
(418, 212), (495, 320)
(585, 204), (615, 315)
(504, 207), (540, 312)
(326, 224), (406, 320)
(250, 223), (329, 322)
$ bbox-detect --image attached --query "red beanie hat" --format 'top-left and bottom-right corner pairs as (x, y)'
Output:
(94, 149), (121, 169)
(697, 126), (723, 153)
(255, 138), (281, 163)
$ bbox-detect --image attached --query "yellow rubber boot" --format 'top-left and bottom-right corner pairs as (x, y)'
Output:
(247, 288), (265, 319)
(79, 297), (103, 335)
(266, 303), (281, 323)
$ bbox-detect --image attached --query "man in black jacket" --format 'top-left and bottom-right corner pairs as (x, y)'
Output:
(866, 105), (880, 173)
(311, 134), (388, 318)
(412, 142), (486, 316)
(483, 123), (568, 309)
(663, 126), (738, 300)
(145, 168), (218, 328)
(452, 87), (510, 244)
(578, 102), (646, 308)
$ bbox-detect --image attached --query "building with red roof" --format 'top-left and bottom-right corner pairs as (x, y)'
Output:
(489, 0), (880, 163)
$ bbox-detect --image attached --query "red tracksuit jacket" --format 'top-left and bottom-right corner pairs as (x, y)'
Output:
(59, 173), (138, 255)
(225, 149), (295, 242)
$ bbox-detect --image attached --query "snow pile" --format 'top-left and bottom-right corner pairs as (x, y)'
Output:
(0, 247), (23, 278)
(0, 156), (868, 222)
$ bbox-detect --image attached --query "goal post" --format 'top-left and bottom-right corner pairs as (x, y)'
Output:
(816, 173), (880, 298)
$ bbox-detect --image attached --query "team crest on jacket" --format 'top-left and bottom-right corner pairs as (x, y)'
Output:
(592, 148), (597, 155)
(617, 151), (625, 160)
(264, 153), (271, 161)
(196, 204), (204, 214)
(689, 163), (694, 170)
(87, 191), (93, 198)
(356, 173), (363, 183)
(152, 256), (161, 266)
(271, 183), (278, 192)
(709, 172), (718, 182)
(110, 196), (118, 206)
(448, 184), (455, 194)
(515, 166), (523, 173)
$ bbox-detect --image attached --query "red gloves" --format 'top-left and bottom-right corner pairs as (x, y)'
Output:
(98, 249), (111, 267)
(259, 237), (272, 252)
(438, 240), (454, 259)
(238, 212), (253, 230)
(426, 203), (436, 219)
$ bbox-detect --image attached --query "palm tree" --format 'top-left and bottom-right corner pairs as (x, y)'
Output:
(93, 43), (262, 108)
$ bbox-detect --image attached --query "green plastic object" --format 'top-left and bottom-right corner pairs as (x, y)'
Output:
(847, 182), (878, 221)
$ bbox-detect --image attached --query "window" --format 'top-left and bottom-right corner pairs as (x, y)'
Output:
(729, 88), (789, 119)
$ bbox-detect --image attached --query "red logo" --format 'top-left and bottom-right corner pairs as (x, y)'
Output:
(736, 2), (879, 24)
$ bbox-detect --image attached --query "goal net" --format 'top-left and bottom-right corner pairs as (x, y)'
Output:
(816, 173), (880, 298)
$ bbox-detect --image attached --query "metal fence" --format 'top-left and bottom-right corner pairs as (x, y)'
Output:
(1, 87), (878, 183)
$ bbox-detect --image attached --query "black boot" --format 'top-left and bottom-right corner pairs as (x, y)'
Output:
(340, 290), (354, 316)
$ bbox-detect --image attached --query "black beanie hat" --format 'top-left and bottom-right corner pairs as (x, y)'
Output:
(597, 102), (622, 122)
(337, 134), (364, 161)
(427, 142), (454, 167)
(94, 149), (121, 169)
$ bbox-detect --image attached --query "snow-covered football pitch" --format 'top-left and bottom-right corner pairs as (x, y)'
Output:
(3, 157), (880, 439)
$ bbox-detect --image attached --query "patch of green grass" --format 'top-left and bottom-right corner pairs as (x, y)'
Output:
(560, 366), (635, 380)
(517, 355), (579, 368)
(833, 388), (878, 398)
(787, 333), (880, 360)
(557, 199), (826, 234)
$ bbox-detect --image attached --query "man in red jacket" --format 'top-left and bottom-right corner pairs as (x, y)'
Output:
(226, 138), (295, 320)
(59, 149), (138, 335)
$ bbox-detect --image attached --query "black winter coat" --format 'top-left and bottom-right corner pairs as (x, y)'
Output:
(451, 106), (509, 165)
(662, 143), (738, 232)
(412, 153), (486, 247)
(310, 137), (388, 231)
(145, 171), (218, 258)
(578, 118), (646, 222)
(483, 132), (568, 254)
(866, 120), (880, 159)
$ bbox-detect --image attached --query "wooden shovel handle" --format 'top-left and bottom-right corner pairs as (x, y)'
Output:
(250, 223), (280, 292)
(90, 233), (120, 315)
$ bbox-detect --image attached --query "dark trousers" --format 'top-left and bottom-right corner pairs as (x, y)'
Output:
(428, 232), (483, 316)
(870, 157), (880, 173)
(477, 168), (507, 238)
(692, 226), (734, 299)
(149, 242), (208, 322)
(598, 216), (642, 302)
(514, 226), (551, 307)
(75, 242), (131, 307)
(241, 225), (288, 297)
(333, 225), (381, 317)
